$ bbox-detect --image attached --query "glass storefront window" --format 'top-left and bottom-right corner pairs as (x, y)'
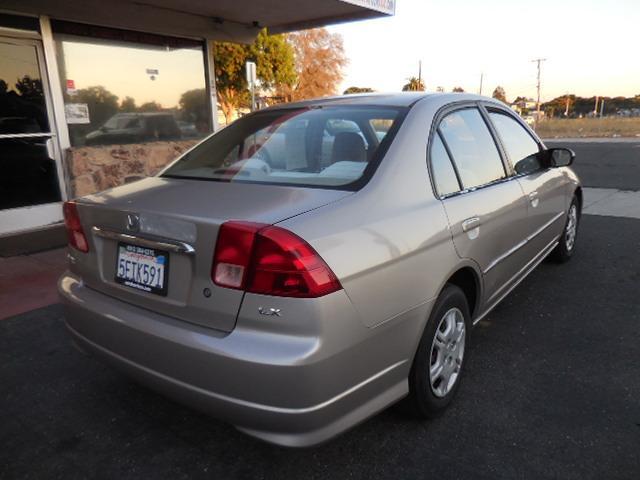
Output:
(0, 37), (61, 210)
(53, 22), (210, 147)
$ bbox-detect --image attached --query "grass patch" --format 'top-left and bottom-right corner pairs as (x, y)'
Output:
(536, 117), (640, 138)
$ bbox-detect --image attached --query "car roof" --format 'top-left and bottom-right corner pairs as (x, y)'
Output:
(261, 92), (504, 110)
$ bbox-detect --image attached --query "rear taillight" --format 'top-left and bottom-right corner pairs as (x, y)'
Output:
(62, 201), (89, 253)
(212, 222), (262, 288)
(212, 221), (341, 298)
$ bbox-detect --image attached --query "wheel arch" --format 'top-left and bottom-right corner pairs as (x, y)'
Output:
(438, 262), (483, 321)
(574, 186), (583, 213)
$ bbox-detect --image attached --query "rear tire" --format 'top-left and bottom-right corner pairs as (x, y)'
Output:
(551, 195), (580, 263)
(407, 284), (471, 418)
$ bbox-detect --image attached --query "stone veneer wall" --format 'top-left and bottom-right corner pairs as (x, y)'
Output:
(65, 140), (199, 197)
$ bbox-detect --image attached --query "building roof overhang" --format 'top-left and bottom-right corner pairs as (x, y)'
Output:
(2, 0), (395, 42)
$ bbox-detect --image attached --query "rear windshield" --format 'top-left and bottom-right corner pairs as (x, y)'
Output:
(162, 106), (405, 189)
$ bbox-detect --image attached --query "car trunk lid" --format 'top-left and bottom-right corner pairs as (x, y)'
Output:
(72, 177), (351, 332)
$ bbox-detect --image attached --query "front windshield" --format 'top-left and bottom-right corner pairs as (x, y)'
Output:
(162, 106), (404, 189)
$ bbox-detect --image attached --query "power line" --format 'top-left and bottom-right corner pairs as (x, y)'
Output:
(532, 58), (546, 129)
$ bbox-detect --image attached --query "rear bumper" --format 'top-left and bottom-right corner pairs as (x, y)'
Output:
(59, 272), (429, 446)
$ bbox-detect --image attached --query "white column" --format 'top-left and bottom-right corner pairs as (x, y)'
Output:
(39, 15), (72, 200)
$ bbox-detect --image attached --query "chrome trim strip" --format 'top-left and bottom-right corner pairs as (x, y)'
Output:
(483, 210), (564, 274)
(0, 132), (54, 139)
(474, 236), (559, 325)
(92, 226), (196, 255)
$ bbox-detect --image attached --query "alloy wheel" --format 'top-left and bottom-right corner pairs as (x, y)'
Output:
(565, 204), (578, 252)
(429, 307), (466, 398)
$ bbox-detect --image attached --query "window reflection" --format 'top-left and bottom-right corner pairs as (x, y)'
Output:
(0, 42), (48, 134)
(54, 24), (210, 147)
(0, 39), (61, 209)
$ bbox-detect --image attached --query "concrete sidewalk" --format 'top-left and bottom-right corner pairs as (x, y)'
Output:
(583, 187), (640, 219)
(0, 248), (67, 320)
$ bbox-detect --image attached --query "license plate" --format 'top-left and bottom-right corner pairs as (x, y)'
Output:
(115, 243), (169, 296)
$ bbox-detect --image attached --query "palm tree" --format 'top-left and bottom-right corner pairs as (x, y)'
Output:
(402, 77), (425, 92)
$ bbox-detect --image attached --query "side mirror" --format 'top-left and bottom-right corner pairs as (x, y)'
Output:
(547, 147), (575, 167)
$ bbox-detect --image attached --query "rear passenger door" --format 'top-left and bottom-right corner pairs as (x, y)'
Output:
(486, 109), (567, 256)
(429, 106), (530, 307)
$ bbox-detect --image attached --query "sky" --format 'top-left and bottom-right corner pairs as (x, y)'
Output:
(60, 41), (206, 108)
(329, 0), (640, 102)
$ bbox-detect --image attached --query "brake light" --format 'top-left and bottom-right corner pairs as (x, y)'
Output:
(212, 221), (341, 298)
(62, 201), (89, 253)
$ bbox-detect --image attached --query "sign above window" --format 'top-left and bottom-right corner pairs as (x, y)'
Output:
(339, 0), (395, 15)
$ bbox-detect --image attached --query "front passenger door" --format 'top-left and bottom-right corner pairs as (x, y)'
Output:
(431, 107), (530, 307)
(487, 110), (567, 257)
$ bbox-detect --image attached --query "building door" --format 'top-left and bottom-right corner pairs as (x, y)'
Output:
(0, 35), (66, 235)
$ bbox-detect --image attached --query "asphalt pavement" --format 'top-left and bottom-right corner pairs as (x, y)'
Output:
(2, 139), (639, 479)
(2, 212), (639, 480)
(545, 139), (640, 190)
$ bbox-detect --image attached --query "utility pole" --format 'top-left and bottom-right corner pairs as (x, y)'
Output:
(532, 58), (546, 130)
(594, 96), (599, 116)
(418, 60), (422, 88)
(564, 95), (570, 116)
(479, 72), (484, 96)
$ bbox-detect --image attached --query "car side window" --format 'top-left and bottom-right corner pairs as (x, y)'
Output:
(438, 108), (506, 189)
(430, 132), (461, 197)
(489, 112), (542, 175)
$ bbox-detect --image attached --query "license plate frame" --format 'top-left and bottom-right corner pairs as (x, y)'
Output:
(114, 242), (170, 296)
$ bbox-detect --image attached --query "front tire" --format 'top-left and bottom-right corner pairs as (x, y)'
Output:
(552, 196), (580, 263)
(408, 284), (471, 418)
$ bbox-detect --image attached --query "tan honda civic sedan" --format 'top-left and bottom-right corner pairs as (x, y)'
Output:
(59, 93), (581, 446)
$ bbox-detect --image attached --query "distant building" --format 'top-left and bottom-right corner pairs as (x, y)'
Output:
(510, 98), (537, 115)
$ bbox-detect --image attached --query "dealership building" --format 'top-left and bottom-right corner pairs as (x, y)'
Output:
(0, 0), (394, 250)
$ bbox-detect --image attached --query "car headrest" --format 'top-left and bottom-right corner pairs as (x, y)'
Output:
(331, 132), (366, 163)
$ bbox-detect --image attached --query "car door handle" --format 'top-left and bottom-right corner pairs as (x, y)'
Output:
(529, 191), (539, 208)
(461, 217), (480, 232)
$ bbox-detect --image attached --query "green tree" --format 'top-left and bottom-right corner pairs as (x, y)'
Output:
(138, 101), (162, 112)
(213, 41), (248, 124)
(402, 77), (425, 91)
(542, 94), (576, 118)
(343, 86), (374, 94)
(452, 86), (465, 93)
(249, 29), (296, 90)
(214, 28), (296, 124)
(179, 88), (209, 131)
(492, 86), (507, 103)
(75, 86), (119, 127)
(120, 96), (137, 112)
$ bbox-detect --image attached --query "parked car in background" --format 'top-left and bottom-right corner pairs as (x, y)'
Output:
(84, 112), (181, 145)
(177, 120), (199, 138)
(59, 93), (581, 447)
